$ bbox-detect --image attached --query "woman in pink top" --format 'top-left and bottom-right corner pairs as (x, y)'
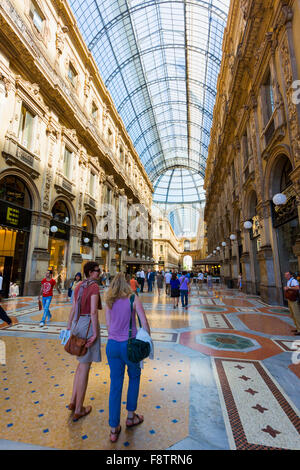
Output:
(105, 273), (151, 443)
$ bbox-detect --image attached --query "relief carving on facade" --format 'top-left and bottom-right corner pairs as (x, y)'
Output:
(280, 34), (300, 163)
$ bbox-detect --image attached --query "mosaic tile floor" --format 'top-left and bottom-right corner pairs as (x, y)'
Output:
(0, 285), (299, 450)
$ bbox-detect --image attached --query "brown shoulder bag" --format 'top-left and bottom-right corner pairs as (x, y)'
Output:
(64, 319), (91, 356)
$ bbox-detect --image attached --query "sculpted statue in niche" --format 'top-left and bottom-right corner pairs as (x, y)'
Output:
(56, 22), (69, 55)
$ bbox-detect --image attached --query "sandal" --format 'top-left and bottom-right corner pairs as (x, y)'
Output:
(73, 406), (92, 422)
(67, 403), (76, 411)
(126, 413), (144, 428)
(110, 425), (121, 443)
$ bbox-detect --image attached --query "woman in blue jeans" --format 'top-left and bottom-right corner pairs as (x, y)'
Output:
(105, 273), (151, 443)
(180, 272), (190, 308)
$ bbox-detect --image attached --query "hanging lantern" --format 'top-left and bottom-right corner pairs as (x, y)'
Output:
(118, 247), (122, 252)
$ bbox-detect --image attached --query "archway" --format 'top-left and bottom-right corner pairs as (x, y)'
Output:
(270, 155), (299, 286)
(48, 200), (71, 289)
(0, 175), (33, 296)
(183, 255), (193, 271)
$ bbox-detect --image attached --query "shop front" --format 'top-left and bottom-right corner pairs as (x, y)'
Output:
(0, 175), (32, 297)
(271, 156), (300, 303)
(48, 200), (70, 289)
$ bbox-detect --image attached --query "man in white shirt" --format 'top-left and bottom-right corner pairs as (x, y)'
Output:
(139, 269), (145, 293)
(164, 271), (172, 296)
(284, 271), (300, 335)
(197, 271), (204, 290)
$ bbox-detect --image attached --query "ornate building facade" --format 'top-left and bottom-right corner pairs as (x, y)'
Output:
(0, 0), (153, 296)
(204, 0), (300, 305)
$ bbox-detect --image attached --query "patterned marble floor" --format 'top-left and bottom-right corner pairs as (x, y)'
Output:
(0, 284), (300, 450)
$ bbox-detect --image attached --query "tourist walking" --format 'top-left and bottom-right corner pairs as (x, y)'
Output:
(130, 275), (140, 296)
(0, 303), (18, 329)
(207, 272), (213, 290)
(156, 271), (164, 296)
(105, 273), (151, 443)
(38, 270), (61, 327)
(66, 261), (102, 421)
(164, 271), (172, 296)
(170, 272), (180, 308)
(179, 271), (189, 308)
(197, 271), (204, 291)
(284, 271), (300, 336)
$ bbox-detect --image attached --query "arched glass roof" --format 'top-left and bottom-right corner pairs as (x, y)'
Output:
(153, 168), (205, 204)
(69, 0), (230, 205)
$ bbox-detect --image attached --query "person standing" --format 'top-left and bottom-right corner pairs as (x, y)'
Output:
(70, 273), (82, 303)
(238, 273), (242, 291)
(170, 272), (180, 308)
(38, 270), (61, 327)
(156, 271), (164, 296)
(139, 269), (145, 293)
(66, 261), (102, 421)
(147, 270), (155, 293)
(0, 272), (3, 296)
(105, 273), (151, 442)
(130, 275), (140, 296)
(165, 271), (172, 296)
(207, 272), (213, 290)
(197, 271), (204, 290)
(284, 271), (300, 336)
(179, 271), (189, 309)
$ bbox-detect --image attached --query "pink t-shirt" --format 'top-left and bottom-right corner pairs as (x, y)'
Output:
(107, 297), (137, 342)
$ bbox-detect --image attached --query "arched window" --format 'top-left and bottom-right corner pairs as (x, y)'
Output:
(280, 158), (292, 192)
(0, 175), (32, 209)
(82, 215), (94, 233)
(184, 240), (190, 252)
(51, 200), (70, 224)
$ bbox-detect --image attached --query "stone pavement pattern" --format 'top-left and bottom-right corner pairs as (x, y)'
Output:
(0, 285), (300, 450)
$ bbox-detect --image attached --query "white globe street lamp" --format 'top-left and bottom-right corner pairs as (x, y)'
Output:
(230, 234), (236, 241)
(50, 226), (58, 233)
(83, 237), (90, 244)
(103, 243), (109, 248)
(222, 242), (226, 247)
(217, 246), (221, 251)
(273, 193), (287, 206)
(244, 221), (253, 230)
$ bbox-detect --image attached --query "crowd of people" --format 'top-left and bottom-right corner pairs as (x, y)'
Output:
(0, 262), (300, 443)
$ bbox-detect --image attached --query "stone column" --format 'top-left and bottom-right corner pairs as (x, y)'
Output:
(25, 213), (51, 295)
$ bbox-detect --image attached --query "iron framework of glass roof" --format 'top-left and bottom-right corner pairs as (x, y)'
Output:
(69, 0), (230, 202)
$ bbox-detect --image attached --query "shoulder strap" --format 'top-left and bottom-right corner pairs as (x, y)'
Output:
(128, 294), (141, 339)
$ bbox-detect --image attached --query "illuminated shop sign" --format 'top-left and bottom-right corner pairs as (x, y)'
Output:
(0, 201), (31, 231)
(49, 220), (70, 240)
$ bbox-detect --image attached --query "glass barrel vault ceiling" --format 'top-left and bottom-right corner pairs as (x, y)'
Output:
(69, 0), (230, 208)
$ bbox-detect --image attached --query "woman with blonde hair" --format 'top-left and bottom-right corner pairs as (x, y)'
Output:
(105, 272), (151, 442)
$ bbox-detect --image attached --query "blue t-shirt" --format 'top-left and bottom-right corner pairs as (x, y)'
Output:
(180, 276), (189, 290)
